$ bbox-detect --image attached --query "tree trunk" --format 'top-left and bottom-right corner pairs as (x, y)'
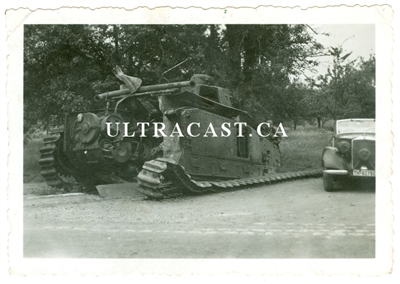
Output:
(113, 25), (120, 65)
(242, 26), (257, 83)
(127, 48), (133, 75)
(317, 117), (321, 128)
(225, 25), (244, 87)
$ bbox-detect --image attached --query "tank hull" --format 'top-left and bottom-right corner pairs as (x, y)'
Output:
(39, 73), (321, 198)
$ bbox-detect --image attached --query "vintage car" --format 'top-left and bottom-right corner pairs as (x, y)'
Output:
(321, 119), (375, 191)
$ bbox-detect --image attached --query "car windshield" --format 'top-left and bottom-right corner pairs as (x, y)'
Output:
(337, 120), (375, 134)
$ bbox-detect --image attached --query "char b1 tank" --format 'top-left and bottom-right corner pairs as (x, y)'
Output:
(39, 67), (282, 198)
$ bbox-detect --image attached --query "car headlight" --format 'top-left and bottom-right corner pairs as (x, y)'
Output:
(337, 141), (350, 154)
(358, 148), (371, 161)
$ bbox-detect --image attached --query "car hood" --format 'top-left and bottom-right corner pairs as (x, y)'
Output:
(336, 133), (375, 140)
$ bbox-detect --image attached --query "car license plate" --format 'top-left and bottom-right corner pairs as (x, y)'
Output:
(353, 169), (375, 177)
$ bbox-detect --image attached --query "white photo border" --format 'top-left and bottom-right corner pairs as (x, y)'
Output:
(5, 4), (394, 277)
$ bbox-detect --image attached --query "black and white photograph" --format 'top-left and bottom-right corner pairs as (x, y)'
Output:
(3, 2), (396, 279)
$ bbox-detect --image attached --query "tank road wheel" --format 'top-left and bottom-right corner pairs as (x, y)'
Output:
(323, 172), (335, 192)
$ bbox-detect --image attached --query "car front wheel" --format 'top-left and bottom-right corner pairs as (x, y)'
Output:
(323, 172), (335, 192)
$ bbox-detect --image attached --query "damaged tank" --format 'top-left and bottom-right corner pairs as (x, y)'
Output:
(39, 67), (320, 198)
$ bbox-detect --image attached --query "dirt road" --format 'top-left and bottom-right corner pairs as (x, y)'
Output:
(23, 178), (375, 258)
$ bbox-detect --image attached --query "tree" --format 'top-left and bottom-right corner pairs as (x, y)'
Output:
(302, 86), (330, 128)
(221, 25), (324, 123)
(310, 48), (375, 123)
(344, 55), (375, 118)
(24, 25), (116, 132)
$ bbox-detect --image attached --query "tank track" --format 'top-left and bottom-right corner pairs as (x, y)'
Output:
(39, 133), (83, 192)
(138, 158), (323, 199)
(38, 133), (124, 194)
(39, 134), (68, 187)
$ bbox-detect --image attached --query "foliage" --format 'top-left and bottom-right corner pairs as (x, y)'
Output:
(24, 25), (116, 132)
(24, 24), (327, 133)
(278, 127), (333, 172)
(223, 25), (325, 124)
(24, 25), (375, 133)
(307, 47), (375, 123)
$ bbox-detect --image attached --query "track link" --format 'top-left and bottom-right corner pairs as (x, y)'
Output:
(39, 132), (81, 191)
(39, 134), (65, 187)
(138, 158), (322, 199)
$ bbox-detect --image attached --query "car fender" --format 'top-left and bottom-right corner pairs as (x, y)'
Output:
(321, 146), (348, 170)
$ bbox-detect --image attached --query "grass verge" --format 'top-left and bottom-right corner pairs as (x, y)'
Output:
(278, 127), (332, 173)
(24, 138), (45, 183)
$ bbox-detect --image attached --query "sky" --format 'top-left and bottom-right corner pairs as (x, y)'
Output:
(306, 24), (375, 78)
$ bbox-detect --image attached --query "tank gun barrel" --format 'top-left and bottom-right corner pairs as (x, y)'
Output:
(94, 80), (195, 101)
